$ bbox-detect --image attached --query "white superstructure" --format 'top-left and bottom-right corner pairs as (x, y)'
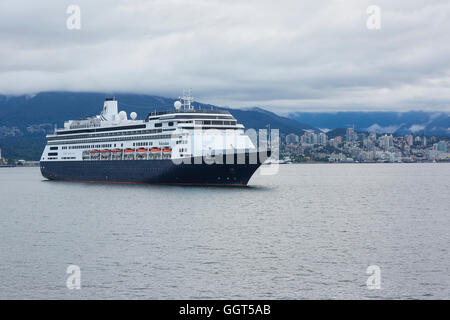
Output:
(41, 94), (256, 162)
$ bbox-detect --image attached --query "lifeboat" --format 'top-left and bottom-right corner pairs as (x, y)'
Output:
(124, 148), (135, 153)
(101, 149), (111, 153)
(90, 149), (100, 154)
(112, 149), (122, 153)
(137, 148), (148, 153)
(151, 147), (161, 153)
(162, 148), (172, 153)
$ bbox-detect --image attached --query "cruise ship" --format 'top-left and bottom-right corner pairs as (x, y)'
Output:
(40, 93), (271, 186)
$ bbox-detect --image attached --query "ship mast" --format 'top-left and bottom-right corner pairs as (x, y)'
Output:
(180, 89), (194, 110)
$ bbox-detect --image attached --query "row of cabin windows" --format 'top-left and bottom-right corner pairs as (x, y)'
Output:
(175, 140), (188, 144)
(50, 121), (201, 142)
(61, 144), (121, 150)
(48, 128), (164, 141)
(154, 122), (174, 127)
(181, 127), (239, 131)
(194, 120), (236, 125)
(70, 144), (112, 149)
(133, 142), (153, 147)
(154, 122), (174, 128)
(55, 140), (165, 150)
(48, 134), (172, 146)
(147, 114), (232, 120)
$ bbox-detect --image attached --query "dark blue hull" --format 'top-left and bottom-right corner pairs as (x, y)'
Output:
(40, 152), (270, 186)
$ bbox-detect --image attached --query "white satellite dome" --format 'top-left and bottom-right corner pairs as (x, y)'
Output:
(130, 112), (137, 120)
(174, 101), (182, 110)
(118, 111), (127, 121)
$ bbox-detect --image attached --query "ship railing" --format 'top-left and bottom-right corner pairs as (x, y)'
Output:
(146, 109), (230, 119)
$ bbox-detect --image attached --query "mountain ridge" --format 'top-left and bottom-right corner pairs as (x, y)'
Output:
(289, 111), (450, 136)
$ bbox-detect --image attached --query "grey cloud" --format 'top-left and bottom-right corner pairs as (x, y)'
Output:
(0, 0), (449, 113)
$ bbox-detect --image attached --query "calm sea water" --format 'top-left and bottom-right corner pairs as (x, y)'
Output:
(0, 164), (448, 299)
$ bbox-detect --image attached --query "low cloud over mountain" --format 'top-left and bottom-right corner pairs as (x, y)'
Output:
(289, 111), (450, 136)
(1, 1), (450, 112)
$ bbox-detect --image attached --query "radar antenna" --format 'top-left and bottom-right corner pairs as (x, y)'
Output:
(180, 89), (194, 110)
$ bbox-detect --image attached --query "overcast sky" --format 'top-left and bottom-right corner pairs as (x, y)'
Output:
(0, 0), (449, 112)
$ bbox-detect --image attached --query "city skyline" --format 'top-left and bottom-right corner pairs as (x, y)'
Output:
(282, 129), (450, 163)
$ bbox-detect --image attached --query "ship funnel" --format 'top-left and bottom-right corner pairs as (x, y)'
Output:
(101, 98), (119, 121)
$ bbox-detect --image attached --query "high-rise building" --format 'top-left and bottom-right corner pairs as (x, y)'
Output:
(285, 133), (299, 145)
(405, 135), (413, 146)
(346, 127), (357, 142)
(301, 131), (317, 145)
(286, 133), (300, 144)
(379, 134), (394, 151)
(363, 138), (375, 151)
(436, 141), (448, 152)
(318, 133), (328, 146)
